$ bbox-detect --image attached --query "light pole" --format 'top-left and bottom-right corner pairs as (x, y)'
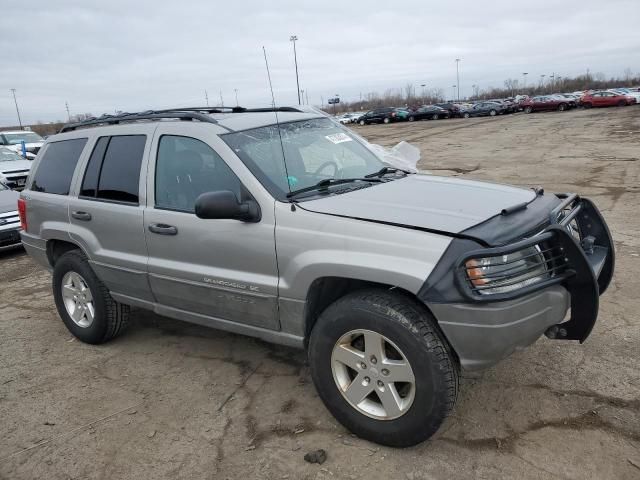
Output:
(10, 89), (23, 129)
(522, 72), (528, 93)
(290, 35), (301, 105)
(471, 84), (477, 99)
(420, 84), (426, 102)
(549, 73), (555, 91)
(540, 74), (546, 89)
(205, 90), (209, 106)
(451, 85), (457, 101)
(234, 88), (239, 106)
(455, 58), (461, 101)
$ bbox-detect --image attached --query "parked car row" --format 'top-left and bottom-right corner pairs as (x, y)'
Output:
(336, 87), (639, 126)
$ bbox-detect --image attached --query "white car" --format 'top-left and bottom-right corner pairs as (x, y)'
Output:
(609, 88), (640, 103)
(0, 130), (45, 160)
(0, 146), (32, 190)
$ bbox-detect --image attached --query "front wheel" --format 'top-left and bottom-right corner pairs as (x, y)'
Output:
(431, 114), (439, 120)
(558, 103), (567, 111)
(462, 112), (470, 118)
(309, 289), (458, 447)
(582, 102), (592, 109)
(617, 100), (626, 107)
(383, 117), (391, 124)
(408, 116), (415, 122)
(524, 106), (533, 114)
(52, 250), (129, 344)
(359, 120), (366, 126)
(489, 109), (497, 116)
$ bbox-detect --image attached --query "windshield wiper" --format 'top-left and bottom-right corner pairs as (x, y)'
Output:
(286, 177), (382, 199)
(364, 166), (411, 178)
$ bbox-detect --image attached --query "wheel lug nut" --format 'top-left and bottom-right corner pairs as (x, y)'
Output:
(381, 369), (389, 376)
(370, 356), (377, 364)
(360, 362), (367, 369)
(377, 380), (384, 388)
(363, 377), (370, 384)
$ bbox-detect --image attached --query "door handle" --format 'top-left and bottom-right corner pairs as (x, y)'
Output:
(148, 223), (178, 235)
(71, 211), (92, 221)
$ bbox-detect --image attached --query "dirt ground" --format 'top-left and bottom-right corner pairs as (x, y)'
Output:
(1, 107), (639, 480)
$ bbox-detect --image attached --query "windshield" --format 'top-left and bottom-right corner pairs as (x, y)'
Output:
(3, 132), (44, 145)
(0, 147), (25, 162)
(222, 117), (385, 201)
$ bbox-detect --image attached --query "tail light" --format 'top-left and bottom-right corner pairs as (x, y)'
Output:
(17, 198), (27, 231)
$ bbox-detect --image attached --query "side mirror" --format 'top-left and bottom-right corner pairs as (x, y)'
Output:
(194, 191), (261, 222)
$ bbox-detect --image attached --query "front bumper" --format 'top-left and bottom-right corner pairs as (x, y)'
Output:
(424, 194), (615, 370)
(0, 226), (22, 251)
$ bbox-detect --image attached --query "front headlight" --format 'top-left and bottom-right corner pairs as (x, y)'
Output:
(465, 246), (549, 295)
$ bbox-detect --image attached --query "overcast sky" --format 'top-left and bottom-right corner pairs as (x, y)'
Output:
(1, 0), (638, 125)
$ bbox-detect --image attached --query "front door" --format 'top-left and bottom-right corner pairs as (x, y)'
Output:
(143, 125), (280, 330)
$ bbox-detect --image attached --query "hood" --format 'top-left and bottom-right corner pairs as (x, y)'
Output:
(0, 159), (32, 174)
(0, 189), (19, 213)
(300, 174), (536, 235)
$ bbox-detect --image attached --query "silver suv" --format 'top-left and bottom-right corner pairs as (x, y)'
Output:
(19, 107), (615, 447)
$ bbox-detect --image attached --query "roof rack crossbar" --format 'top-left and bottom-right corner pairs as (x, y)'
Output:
(59, 106), (306, 133)
(59, 111), (220, 133)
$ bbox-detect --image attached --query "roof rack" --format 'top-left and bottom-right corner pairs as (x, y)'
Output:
(59, 106), (305, 133)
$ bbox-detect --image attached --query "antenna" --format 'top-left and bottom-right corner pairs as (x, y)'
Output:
(262, 46), (292, 196)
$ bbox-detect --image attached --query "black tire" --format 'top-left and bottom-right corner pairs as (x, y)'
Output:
(583, 102), (592, 109)
(558, 103), (567, 111)
(489, 109), (497, 116)
(383, 117), (391, 124)
(408, 116), (415, 122)
(52, 250), (129, 344)
(524, 106), (533, 114)
(617, 100), (626, 107)
(462, 112), (470, 119)
(308, 289), (458, 447)
(431, 114), (439, 120)
(359, 120), (366, 126)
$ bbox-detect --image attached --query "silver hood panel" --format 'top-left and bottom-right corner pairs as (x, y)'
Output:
(301, 174), (536, 234)
(0, 189), (19, 213)
(0, 159), (32, 174)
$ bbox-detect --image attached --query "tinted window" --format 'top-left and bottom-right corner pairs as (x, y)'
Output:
(97, 135), (146, 203)
(80, 136), (109, 197)
(155, 135), (242, 213)
(31, 138), (87, 195)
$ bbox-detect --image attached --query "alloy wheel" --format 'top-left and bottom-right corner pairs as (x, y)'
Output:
(331, 329), (416, 420)
(61, 271), (95, 328)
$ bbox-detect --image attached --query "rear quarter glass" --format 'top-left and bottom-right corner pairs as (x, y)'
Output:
(31, 138), (88, 195)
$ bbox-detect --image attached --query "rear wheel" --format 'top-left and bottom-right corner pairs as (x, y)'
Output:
(617, 100), (626, 107)
(489, 109), (497, 116)
(431, 114), (439, 120)
(583, 102), (592, 109)
(383, 117), (391, 124)
(359, 120), (366, 126)
(558, 103), (567, 111)
(524, 106), (533, 114)
(408, 116), (415, 122)
(462, 112), (470, 119)
(309, 289), (458, 447)
(53, 250), (129, 344)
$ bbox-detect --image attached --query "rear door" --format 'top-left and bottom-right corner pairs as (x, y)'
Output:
(68, 125), (154, 303)
(143, 123), (280, 330)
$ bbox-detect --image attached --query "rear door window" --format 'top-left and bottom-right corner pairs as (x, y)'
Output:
(31, 138), (87, 195)
(79, 135), (146, 204)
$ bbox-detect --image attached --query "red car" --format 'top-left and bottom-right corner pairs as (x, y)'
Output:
(580, 91), (635, 108)
(521, 95), (571, 113)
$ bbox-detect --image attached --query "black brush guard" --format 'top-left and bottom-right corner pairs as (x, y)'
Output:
(455, 194), (615, 343)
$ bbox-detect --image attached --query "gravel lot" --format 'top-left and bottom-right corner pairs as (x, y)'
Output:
(1, 107), (639, 480)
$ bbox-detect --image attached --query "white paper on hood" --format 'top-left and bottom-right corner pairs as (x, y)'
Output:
(367, 141), (421, 173)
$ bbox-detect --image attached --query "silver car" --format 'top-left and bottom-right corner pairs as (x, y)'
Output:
(0, 146), (32, 190)
(19, 107), (615, 446)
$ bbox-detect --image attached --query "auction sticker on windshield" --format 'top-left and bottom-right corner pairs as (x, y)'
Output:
(325, 133), (353, 144)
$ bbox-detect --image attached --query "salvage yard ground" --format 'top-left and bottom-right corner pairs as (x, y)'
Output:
(1, 107), (639, 480)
